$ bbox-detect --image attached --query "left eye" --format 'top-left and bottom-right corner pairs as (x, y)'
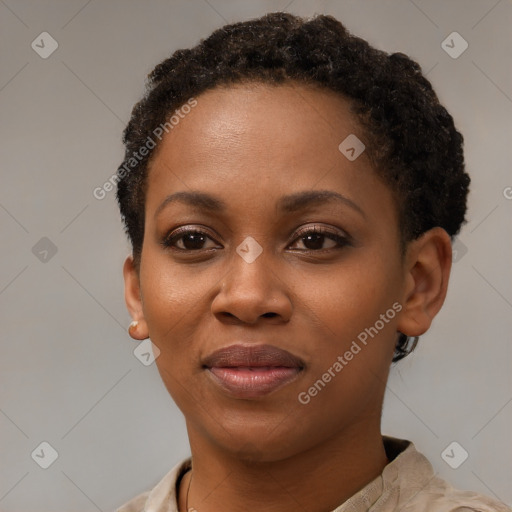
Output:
(289, 226), (350, 251)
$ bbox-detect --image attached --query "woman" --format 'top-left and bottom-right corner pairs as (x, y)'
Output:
(115, 11), (510, 512)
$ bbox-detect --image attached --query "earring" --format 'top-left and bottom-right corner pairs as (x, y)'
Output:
(128, 320), (139, 338)
(393, 332), (420, 362)
(128, 319), (150, 340)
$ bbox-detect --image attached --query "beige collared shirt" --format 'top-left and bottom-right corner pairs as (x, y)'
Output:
(116, 436), (511, 512)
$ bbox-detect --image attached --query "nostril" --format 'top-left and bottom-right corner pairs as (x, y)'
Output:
(262, 312), (277, 318)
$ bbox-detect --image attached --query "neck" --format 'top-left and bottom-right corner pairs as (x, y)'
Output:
(180, 421), (389, 512)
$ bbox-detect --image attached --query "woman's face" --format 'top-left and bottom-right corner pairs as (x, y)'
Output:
(130, 82), (410, 460)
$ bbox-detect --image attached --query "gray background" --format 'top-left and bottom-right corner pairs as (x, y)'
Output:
(1, 0), (511, 510)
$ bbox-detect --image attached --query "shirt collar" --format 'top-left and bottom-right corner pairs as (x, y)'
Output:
(141, 436), (430, 512)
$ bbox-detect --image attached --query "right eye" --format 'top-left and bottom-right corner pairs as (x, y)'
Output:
(161, 227), (220, 252)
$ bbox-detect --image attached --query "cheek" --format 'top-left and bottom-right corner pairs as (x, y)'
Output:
(138, 252), (224, 393)
(138, 258), (197, 381)
(140, 250), (208, 330)
(293, 264), (399, 424)
(295, 251), (401, 396)
(306, 255), (400, 335)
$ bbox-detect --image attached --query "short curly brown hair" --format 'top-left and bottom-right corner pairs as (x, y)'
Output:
(115, 11), (470, 361)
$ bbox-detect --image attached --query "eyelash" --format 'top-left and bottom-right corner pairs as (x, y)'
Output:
(161, 225), (351, 253)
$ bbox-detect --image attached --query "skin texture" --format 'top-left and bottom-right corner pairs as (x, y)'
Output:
(123, 82), (452, 512)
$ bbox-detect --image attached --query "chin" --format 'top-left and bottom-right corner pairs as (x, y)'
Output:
(207, 417), (309, 463)
(227, 438), (298, 464)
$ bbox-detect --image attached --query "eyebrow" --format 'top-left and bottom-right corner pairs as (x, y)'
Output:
(154, 189), (366, 219)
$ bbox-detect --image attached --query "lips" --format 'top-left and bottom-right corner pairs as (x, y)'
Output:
(202, 344), (305, 399)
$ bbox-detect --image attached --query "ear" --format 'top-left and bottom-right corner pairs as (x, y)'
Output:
(123, 255), (149, 340)
(396, 227), (453, 337)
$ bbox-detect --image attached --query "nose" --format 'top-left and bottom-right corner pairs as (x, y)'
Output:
(211, 244), (292, 325)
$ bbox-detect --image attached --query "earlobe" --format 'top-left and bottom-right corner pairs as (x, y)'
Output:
(123, 255), (149, 340)
(396, 227), (452, 337)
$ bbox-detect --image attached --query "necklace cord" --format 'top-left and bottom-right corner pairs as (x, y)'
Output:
(185, 469), (192, 511)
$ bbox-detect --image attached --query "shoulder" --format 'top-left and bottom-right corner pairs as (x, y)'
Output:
(382, 436), (511, 512)
(407, 474), (512, 512)
(114, 457), (192, 512)
(400, 483), (512, 512)
(115, 490), (150, 512)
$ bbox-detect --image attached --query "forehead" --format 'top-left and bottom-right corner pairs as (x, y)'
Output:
(146, 83), (396, 228)
(157, 82), (362, 165)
